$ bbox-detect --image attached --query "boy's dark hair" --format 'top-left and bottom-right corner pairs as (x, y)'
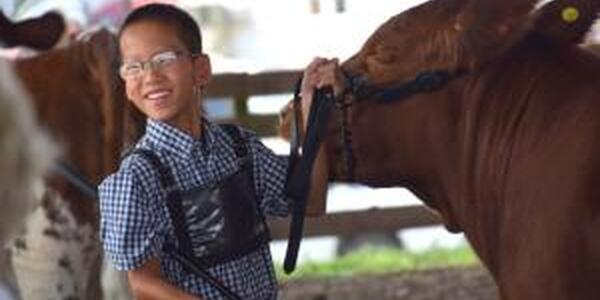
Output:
(119, 3), (202, 54)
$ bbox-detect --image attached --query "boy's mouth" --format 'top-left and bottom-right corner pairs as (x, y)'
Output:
(145, 89), (172, 100)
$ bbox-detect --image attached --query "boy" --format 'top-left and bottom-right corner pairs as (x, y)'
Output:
(99, 3), (343, 299)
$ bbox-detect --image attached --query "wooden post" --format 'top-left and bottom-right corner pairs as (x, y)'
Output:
(336, 0), (346, 13)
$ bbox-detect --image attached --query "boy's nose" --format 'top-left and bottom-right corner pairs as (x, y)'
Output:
(141, 66), (165, 83)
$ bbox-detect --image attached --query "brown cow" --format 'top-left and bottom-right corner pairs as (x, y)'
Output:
(281, 0), (600, 299)
(0, 22), (136, 299)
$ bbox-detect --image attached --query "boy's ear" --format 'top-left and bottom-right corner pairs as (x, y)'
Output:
(193, 54), (212, 87)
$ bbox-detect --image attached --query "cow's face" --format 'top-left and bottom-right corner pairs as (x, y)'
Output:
(342, 0), (470, 87)
(280, 0), (478, 186)
(324, 0), (470, 185)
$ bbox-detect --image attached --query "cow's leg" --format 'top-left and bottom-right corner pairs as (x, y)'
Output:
(11, 191), (102, 300)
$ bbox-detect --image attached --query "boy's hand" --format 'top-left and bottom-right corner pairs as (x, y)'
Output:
(300, 57), (346, 129)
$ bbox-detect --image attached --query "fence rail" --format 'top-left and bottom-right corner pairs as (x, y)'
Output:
(206, 70), (444, 241)
(205, 70), (302, 137)
(268, 206), (442, 241)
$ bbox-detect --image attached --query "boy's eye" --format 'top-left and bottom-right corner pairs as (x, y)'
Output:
(126, 63), (143, 72)
(152, 52), (179, 66)
(118, 51), (186, 80)
(120, 63), (143, 77)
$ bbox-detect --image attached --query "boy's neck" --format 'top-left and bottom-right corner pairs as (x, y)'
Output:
(191, 118), (203, 139)
(184, 117), (203, 139)
(163, 113), (203, 139)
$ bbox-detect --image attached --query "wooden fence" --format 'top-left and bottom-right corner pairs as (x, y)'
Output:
(205, 70), (443, 241)
(205, 70), (302, 137)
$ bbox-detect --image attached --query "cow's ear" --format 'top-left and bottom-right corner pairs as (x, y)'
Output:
(0, 10), (15, 43)
(531, 0), (600, 46)
(456, 0), (538, 68)
(12, 11), (65, 50)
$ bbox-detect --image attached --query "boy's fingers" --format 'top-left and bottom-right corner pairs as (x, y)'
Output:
(306, 57), (327, 72)
(303, 57), (343, 96)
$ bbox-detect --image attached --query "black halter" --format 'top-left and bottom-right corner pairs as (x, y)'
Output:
(346, 69), (468, 103)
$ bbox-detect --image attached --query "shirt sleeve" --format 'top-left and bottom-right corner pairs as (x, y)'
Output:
(99, 163), (166, 271)
(245, 133), (291, 218)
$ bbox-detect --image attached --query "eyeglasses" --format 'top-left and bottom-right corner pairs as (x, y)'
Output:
(119, 50), (197, 80)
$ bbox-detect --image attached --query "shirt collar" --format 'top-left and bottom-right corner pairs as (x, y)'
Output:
(145, 118), (216, 161)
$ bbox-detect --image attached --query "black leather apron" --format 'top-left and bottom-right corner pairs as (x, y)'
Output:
(133, 125), (270, 268)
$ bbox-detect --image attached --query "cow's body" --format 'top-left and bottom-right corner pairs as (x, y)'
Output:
(281, 0), (600, 299)
(0, 27), (134, 299)
(438, 42), (600, 299)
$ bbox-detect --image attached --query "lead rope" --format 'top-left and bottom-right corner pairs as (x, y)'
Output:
(284, 83), (335, 274)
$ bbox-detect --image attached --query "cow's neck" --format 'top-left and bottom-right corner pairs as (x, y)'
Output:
(356, 80), (505, 270)
(399, 87), (465, 233)
(353, 84), (465, 230)
(401, 81), (506, 275)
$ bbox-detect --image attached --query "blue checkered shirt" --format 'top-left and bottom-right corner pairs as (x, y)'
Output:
(100, 119), (290, 299)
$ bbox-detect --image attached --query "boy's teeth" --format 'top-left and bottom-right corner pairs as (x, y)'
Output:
(148, 91), (170, 99)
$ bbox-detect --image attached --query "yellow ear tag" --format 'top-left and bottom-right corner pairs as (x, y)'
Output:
(561, 6), (580, 24)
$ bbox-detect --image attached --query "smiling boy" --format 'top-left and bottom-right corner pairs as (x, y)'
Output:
(100, 3), (340, 299)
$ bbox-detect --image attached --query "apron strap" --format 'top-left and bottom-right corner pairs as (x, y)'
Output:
(131, 148), (242, 300)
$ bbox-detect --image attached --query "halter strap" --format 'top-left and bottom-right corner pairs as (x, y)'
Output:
(346, 69), (468, 103)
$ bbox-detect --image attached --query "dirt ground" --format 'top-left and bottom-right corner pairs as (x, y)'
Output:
(279, 266), (499, 300)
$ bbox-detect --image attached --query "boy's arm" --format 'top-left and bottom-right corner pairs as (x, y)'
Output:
(127, 258), (201, 300)
(305, 145), (328, 216)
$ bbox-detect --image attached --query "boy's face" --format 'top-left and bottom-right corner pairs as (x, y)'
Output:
(119, 20), (210, 129)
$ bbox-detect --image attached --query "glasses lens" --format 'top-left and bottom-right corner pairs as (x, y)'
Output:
(119, 51), (184, 79)
(152, 51), (179, 68)
(119, 63), (143, 79)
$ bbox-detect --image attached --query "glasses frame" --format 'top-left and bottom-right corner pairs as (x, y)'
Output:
(119, 50), (199, 80)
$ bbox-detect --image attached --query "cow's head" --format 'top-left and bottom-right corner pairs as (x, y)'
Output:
(280, 0), (600, 230)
